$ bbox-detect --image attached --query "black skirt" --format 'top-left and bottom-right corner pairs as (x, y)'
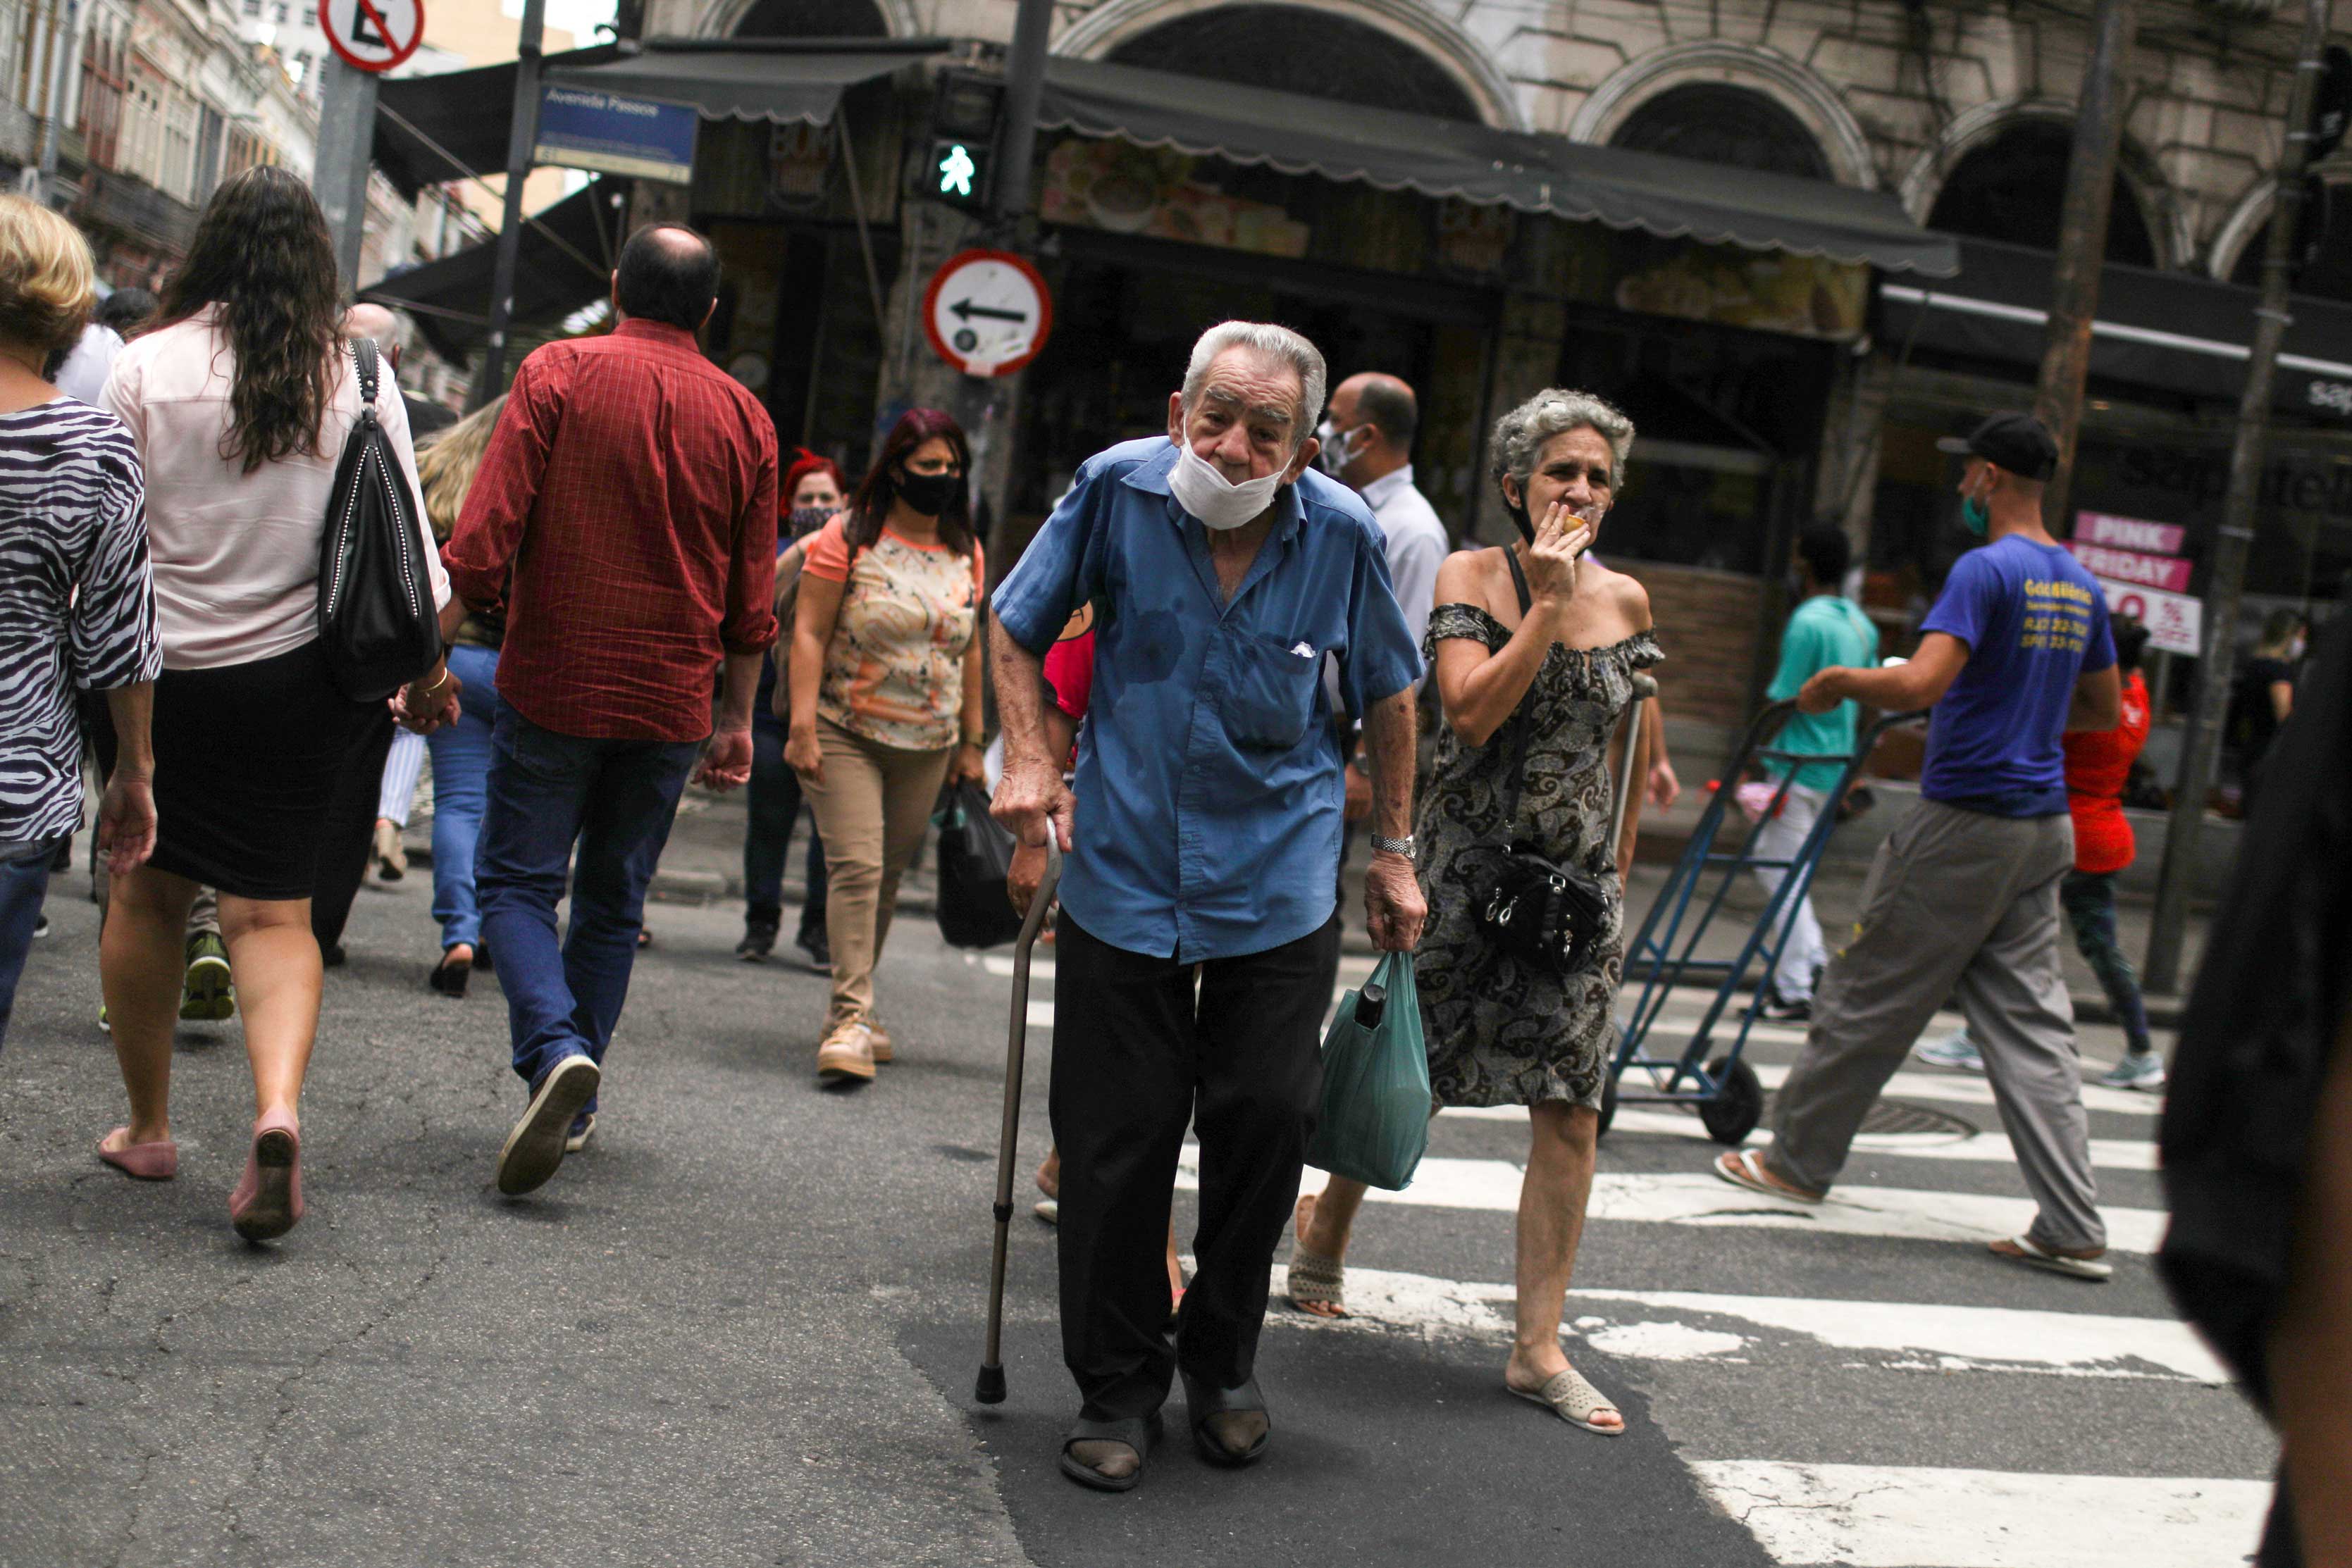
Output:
(147, 639), (378, 901)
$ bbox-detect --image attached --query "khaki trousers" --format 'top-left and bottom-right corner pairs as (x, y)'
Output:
(801, 717), (952, 1031)
(1764, 797), (2105, 1252)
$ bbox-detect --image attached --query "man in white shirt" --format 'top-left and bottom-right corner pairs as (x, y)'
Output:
(1318, 373), (1450, 821)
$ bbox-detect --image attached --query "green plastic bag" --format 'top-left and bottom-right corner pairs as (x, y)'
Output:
(1304, 952), (1430, 1191)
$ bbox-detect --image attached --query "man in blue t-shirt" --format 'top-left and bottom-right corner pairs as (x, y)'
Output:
(1712, 412), (2124, 1283)
(1753, 523), (1879, 1021)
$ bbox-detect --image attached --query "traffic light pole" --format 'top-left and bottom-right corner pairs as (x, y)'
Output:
(2144, 0), (2329, 993)
(992, 0), (1052, 223)
(476, 0), (546, 408)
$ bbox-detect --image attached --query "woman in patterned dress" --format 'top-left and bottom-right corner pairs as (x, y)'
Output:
(1292, 389), (1659, 1435)
(785, 409), (987, 1085)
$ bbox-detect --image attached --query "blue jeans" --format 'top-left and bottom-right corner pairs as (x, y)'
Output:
(0, 842), (57, 1053)
(745, 713), (827, 933)
(476, 709), (698, 1111)
(424, 643), (505, 950)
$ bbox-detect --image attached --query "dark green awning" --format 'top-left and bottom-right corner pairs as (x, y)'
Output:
(358, 182), (620, 363)
(1036, 58), (1958, 276)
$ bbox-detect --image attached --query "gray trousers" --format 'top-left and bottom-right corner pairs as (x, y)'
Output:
(1764, 797), (2105, 1252)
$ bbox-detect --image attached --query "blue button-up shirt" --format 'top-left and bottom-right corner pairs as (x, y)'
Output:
(995, 437), (1423, 962)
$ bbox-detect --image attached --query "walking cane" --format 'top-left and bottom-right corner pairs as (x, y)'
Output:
(976, 840), (1060, 1405)
(1611, 674), (1659, 852)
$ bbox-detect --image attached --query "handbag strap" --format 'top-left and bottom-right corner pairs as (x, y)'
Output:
(349, 337), (380, 412)
(1495, 548), (1539, 839)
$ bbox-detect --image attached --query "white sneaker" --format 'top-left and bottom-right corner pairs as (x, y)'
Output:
(1914, 1031), (1985, 1073)
(2097, 1052), (2167, 1093)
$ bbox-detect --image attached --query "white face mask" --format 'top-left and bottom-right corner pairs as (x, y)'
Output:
(1313, 420), (1361, 477)
(1169, 442), (1287, 531)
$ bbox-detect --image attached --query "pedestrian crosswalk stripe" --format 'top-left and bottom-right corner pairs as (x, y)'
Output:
(1685, 1461), (2267, 1567)
(1178, 1148), (2166, 1252)
(1257, 1264), (2227, 1382)
(1573, 1107), (2158, 1171)
(1743, 1061), (2158, 1118)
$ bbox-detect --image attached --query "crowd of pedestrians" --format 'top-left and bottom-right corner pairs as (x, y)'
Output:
(1, 173), (2341, 1557)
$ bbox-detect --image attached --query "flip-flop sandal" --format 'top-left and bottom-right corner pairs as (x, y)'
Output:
(1991, 1235), (2112, 1281)
(1287, 1193), (1347, 1317)
(1712, 1148), (1824, 1205)
(1181, 1372), (1270, 1467)
(1034, 1197), (1059, 1225)
(1059, 1412), (1160, 1493)
(1508, 1367), (1625, 1436)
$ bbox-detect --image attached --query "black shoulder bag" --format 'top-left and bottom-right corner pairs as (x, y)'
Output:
(318, 337), (442, 702)
(1473, 549), (1611, 978)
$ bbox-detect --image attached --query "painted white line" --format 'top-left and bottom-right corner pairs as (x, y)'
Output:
(1688, 1460), (2267, 1567)
(1745, 1061), (2159, 1118)
(1182, 1150), (2165, 1252)
(1261, 1264), (2225, 1382)
(1583, 1107), (2158, 1171)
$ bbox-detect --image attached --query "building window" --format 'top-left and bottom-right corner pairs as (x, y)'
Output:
(1929, 121), (2157, 268)
(1103, 4), (1483, 123)
(1611, 84), (1832, 182)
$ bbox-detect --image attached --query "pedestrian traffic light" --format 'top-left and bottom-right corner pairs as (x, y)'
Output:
(929, 137), (992, 209)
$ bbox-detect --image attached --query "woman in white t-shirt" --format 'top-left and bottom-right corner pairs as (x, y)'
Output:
(94, 168), (453, 1244)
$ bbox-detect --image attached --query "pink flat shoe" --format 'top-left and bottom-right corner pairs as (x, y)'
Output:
(229, 1112), (303, 1242)
(96, 1126), (178, 1181)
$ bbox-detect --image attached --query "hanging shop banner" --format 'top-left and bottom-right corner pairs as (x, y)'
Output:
(1041, 140), (1310, 259)
(2069, 540), (2194, 593)
(2095, 578), (2203, 657)
(536, 84), (699, 185)
(924, 250), (1053, 378)
(1607, 240), (1867, 341)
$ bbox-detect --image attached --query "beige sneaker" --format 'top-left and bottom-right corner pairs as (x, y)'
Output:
(867, 1019), (893, 1064)
(816, 1021), (876, 1085)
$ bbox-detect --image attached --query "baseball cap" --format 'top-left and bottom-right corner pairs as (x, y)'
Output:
(1936, 412), (2059, 482)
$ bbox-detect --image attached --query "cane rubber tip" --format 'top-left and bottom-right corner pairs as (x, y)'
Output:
(974, 1365), (1007, 1404)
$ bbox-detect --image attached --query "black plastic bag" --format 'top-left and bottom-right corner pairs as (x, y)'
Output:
(934, 778), (1024, 949)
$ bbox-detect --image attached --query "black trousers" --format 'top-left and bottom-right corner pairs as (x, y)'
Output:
(1050, 911), (1338, 1424)
(311, 709), (397, 950)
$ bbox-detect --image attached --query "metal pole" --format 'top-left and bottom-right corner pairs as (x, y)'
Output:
(991, 0), (1052, 222)
(314, 57), (380, 292)
(2144, 0), (2330, 993)
(2033, 0), (2136, 530)
(476, 0), (547, 407)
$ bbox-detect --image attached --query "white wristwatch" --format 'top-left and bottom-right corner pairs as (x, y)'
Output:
(1371, 833), (1416, 860)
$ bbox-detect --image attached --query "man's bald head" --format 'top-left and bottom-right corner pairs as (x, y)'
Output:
(613, 221), (718, 333)
(341, 302), (398, 341)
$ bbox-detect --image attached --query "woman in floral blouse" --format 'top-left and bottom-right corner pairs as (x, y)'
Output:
(786, 409), (986, 1085)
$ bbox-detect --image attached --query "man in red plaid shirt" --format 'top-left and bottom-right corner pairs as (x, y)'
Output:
(439, 223), (779, 1197)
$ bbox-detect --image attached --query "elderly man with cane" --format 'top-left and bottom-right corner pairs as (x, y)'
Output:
(991, 321), (1426, 1492)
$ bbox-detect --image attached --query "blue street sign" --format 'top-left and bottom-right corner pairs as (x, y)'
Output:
(536, 84), (698, 185)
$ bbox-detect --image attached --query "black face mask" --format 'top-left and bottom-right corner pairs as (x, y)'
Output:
(786, 505), (835, 541)
(896, 468), (963, 518)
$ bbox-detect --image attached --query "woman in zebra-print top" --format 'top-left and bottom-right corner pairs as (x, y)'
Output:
(0, 194), (161, 1053)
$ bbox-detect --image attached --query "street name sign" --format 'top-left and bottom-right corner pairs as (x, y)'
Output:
(318, 0), (423, 73)
(536, 84), (698, 184)
(922, 249), (1052, 378)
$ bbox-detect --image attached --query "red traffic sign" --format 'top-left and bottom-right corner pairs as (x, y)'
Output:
(319, 0), (424, 73)
(922, 249), (1052, 378)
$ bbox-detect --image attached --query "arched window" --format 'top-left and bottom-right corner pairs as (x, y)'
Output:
(1106, 4), (1480, 123)
(732, 0), (886, 37)
(1610, 83), (1830, 181)
(1928, 120), (2156, 267)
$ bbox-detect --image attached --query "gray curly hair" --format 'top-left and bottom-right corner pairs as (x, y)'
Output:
(1489, 388), (1636, 502)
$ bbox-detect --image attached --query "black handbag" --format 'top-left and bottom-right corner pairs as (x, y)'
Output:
(1473, 549), (1612, 978)
(317, 337), (442, 702)
(934, 777), (1025, 950)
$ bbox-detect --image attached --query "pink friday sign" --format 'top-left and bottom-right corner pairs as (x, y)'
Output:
(2067, 540), (2194, 593)
(2075, 512), (2187, 556)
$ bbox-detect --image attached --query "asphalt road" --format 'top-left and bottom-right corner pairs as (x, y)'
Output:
(1, 861), (2277, 1568)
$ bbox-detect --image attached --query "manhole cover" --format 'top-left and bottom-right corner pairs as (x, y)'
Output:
(1759, 1094), (1978, 1138)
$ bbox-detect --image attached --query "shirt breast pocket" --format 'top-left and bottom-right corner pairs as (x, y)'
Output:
(1221, 628), (1322, 750)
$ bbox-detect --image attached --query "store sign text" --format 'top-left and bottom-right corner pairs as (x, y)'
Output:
(2076, 513), (2186, 554)
(2067, 540), (2193, 592)
(2118, 446), (2352, 518)
(2093, 579), (2203, 658)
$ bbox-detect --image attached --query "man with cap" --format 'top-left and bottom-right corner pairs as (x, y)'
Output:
(1711, 411), (2124, 1281)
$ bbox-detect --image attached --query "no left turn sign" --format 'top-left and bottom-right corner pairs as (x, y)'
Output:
(319, 0), (425, 73)
(922, 249), (1052, 378)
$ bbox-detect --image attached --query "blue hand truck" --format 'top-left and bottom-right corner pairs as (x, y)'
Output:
(1599, 698), (1921, 1143)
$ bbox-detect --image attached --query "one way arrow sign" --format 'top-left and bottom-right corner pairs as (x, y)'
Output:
(924, 249), (1053, 378)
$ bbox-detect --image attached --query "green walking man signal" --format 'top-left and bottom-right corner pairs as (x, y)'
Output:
(927, 136), (991, 209)
(939, 142), (978, 198)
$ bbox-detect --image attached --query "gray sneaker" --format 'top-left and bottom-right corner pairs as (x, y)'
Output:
(496, 1055), (600, 1196)
(1914, 1030), (1986, 1073)
(2097, 1052), (2167, 1093)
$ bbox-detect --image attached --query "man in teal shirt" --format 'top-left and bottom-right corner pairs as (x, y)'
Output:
(1754, 524), (1878, 1020)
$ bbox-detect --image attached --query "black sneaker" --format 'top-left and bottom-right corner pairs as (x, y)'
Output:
(736, 921), (778, 963)
(1759, 985), (1812, 1023)
(796, 928), (831, 973)
(32, 913), (49, 939)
